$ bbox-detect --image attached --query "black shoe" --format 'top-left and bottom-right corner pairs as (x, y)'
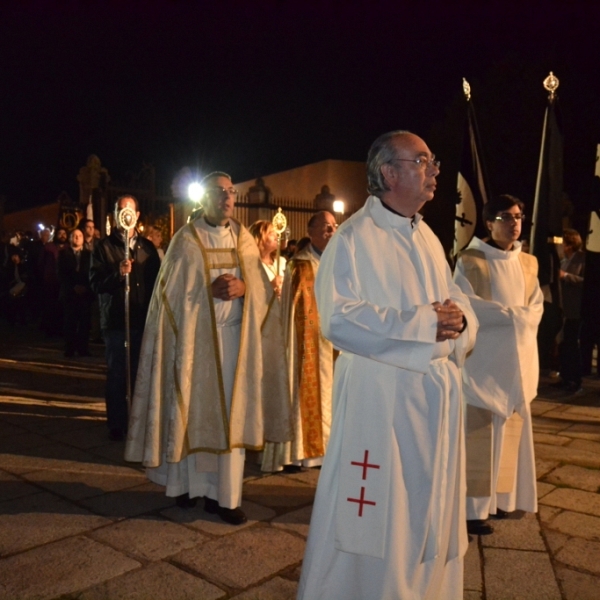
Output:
(217, 506), (247, 525)
(204, 497), (247, 525)
(108, 428), (125, 441)
(550, 380), (566, 389)
(467, 519), (494, 535)
(175, 493), (197, 508)
(283, 464), (303, 473)
(492, 508), (510, 519)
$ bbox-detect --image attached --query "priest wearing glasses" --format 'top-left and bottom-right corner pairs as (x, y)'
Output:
(454, 194), (542, 537)
(125, 171), (290, 525)
(298, 131), (477, 600)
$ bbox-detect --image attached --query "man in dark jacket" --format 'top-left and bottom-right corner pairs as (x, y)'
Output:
(90, 196), (160, 440)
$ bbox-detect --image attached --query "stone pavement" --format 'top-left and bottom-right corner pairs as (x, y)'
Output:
(0, 324), (599, 599)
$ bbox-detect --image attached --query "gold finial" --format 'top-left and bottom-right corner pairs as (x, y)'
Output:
(543, 71), (559, 99)
(106, 214), (111, 236)
(272, 207), (287, 236)
(462, 78), (471, 101)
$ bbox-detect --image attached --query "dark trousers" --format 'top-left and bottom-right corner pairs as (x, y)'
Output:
(103, 328), (143, 432)
(63, 298), (92, 355)
(558, 319), (582, 387)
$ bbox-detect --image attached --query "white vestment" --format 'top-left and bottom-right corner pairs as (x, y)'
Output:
(127, 217), (291, 509)
(298, 196), (477, 600)
(454, 237), (543, 519)
(262, 245), (333, 471)
(261, 255), (287, 282)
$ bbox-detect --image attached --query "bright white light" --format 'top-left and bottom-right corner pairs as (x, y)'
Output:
(37, 223), (44, 230)
(188, 182), (204, 202)
(333, 200), (345, 215)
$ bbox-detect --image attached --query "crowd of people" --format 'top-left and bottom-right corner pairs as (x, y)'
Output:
(1, 129), (593, 599)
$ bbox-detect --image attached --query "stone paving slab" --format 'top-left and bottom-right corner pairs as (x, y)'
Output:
(173, 527), (305, 590)
(554, 537), (600, 575)
(481, 512), (546, 551)
(544, 464), (600, 493)
(90, 515), (209, 561)
(231, 576), (297, 600)
(0, 490), (111, 555)
(483, 548), (561, 600)
(0, 469), (41, 501)
(49, 424), (119, 450)
(533, 442), (600, 469)
(569, 437), (600, 454)
(531, 416), (571, 433)
(560, 422), (600, 441)
(243, 475), (316, 509)
(74, 560), (226, 600)
(0, 443), (114, 475)
(556, 566), (600, 600)
(534, 457), (559, 478)
(0, 431), (53, 452)
(536, 481), (555, 499)
(540, 487), (600, 517)
(538, 505), (562, 524)
(464, 540), (482, 592)
(546, 510), (600, 542)
(162, 499), (276, 536)
(21, 466), (146, 501)
(530, 400), (564, 416)
(272, 504), (313, 538)
(79, 481), (175, 519)
(543, 529), (570, 554)
(0, 535), (140, 600)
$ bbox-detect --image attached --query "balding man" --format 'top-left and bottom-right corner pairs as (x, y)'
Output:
(262, 210), (337, 473)
(298, 131), (478, 600)
(125, 171), (290, 525)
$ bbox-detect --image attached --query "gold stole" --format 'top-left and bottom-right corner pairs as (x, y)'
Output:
(461, 247), (534, 496)
(291, 259), (324, 457)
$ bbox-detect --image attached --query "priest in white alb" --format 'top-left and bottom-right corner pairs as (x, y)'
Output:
(261, 210), (337, 473)
(454, 194), (542, 536)
(298, 131), (477, 600)
(125, 171), (290, 525)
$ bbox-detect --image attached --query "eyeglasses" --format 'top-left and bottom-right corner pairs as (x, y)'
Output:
(494, 213), (526, 223)
(389, 156), (441, 170)
(207, 186), (238, 197)
(323, 223), (338, 233)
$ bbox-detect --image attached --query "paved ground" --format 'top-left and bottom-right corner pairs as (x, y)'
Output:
(0, 323), (599, 599)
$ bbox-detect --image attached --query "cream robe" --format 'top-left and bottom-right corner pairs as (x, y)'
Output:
(262, 245), (333, 471)
(298, 196), (477, 600)
(454, 237), (542, 518)
(125, 217), (291, 472)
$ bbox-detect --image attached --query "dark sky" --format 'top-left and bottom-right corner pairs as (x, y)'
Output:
(1, 0), (599, 216)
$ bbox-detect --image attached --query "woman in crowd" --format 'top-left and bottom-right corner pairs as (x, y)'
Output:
(249, 220), (286, 298)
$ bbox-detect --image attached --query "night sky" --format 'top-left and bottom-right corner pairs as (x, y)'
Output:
(1, 0), (599, 220)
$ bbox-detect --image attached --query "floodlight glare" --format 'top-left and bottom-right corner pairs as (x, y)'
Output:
(38, 223), (44, 230)
(333, 200), (345, 215)
(188, 182), (204, 203)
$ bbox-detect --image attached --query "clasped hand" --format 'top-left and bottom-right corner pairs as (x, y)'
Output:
(432, 299), (465, 342)
(211, 273), (246, 301)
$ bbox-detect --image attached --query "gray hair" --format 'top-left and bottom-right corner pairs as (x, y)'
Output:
(366, 130), (411, 197)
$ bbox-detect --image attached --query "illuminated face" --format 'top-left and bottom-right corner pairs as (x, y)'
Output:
(202, 175), (237, 224)
(56, 229), (68, 243)
(70, 229), (84, 249)
(309, 212), (338, 253)
(386, 134), (440, 214)
(487, 204), (523, 250)
(262, 225), (279, 254)
(148, 227), (163, 249)
(84, 221), (95, 239)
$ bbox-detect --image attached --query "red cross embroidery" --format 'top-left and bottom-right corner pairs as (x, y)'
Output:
(351, 450), (380, 480)
(347, 486), (376, 517)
